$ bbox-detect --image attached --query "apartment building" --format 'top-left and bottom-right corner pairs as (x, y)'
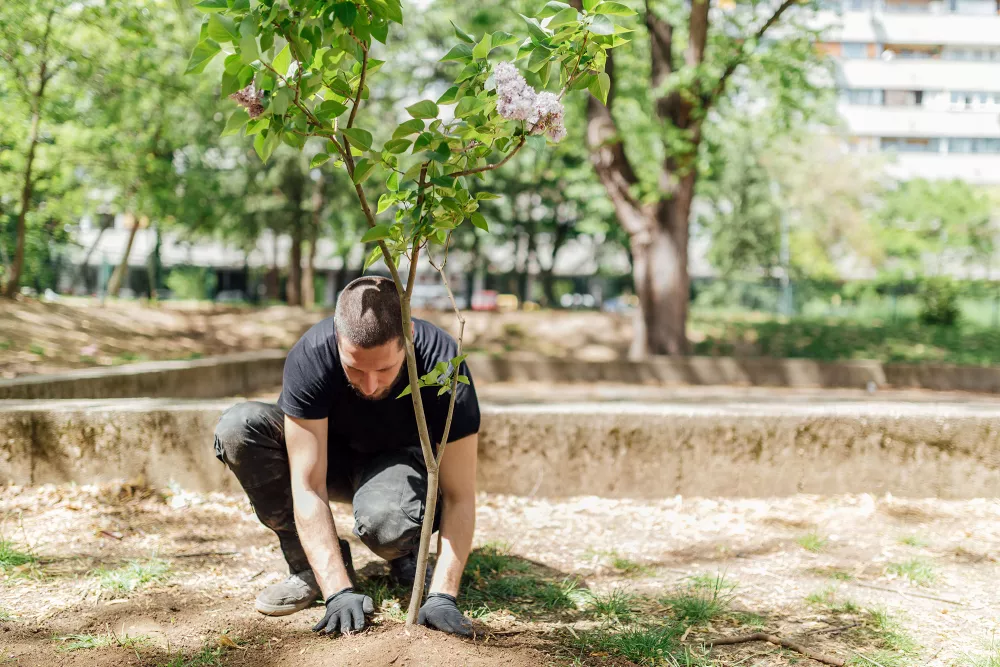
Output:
(818, 0), (1000, 183)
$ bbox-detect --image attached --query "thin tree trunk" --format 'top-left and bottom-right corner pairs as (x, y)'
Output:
(3, 10), (55, 299)
(287, 225), (303, 306)
(303, 173), (324, 309)
(106, 213), (140, 297)
(79, 216), (113, 292)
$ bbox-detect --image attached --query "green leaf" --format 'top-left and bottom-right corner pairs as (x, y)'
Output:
(583, 0), (600, 9)
(406, 100), (439, 119)
(519, 14), (550, 42)
(383, 0), (403, 24)
(386, 171), (399, 191)
(352, 158), (376, 183)
(412, 132), (434, 152)
(223, 53), (243, 75)
(430, 141), (451, 162)
(527, 46), (551, 73)
(393, 118), (424, 137)
(455, 95), (487, 118)
(457, 374), (470, 385)
(440, 44), (473, 62)
(397, 384), (413, 398)
(384, 139), (412, 154)
(363, 246), (383, 272)
(328, 76), (354, 98)
(587, 14), (615, 35)
(221, 109), (249, 137)
(245, 118), (269, 136)
(475, 192), (501, 200)
(437, 85), (461, 104)
(437, 385), (450, 396)
(371, 18), (389, 44)
(526, 134), (547, 152)
(310, 153), (332, 168)
(548, 7), (579, 27)
(207, 14), (238, 42)
(539, 60), (552, 86)
(594, 1), (636, 15)
(451, 20), (475, 43)
(272, 43), (291, 77)
(240, 32), (259, 64)
(472, 33), (492, 60)
(491, 31), (519, 48)
(376, 194), (395, 214)
(333, 2), (357, 26)
(316, 99), (348, 120)
(270, 87), (292, 116)
(538, 1), (571, 18)
(194, 0), (228, 12)
(589, 71), (611, 104)
(185, 39), (220, 74)
(254, 129), (281, 163)
(471, 212), (489, 232)
(342, 128), (373, 150)
(361, 223), (393, 242)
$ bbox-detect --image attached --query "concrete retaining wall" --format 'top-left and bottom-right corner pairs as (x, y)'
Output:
(2, 400), (998, 498)
(4, 350), (1000, 399)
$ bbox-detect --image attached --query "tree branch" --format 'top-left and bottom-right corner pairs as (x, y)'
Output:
(704, 633), (844, 666)
(451, 136), (526, 178)
(704, 0), (798, 110)
(0, 49), (30, 97)
(347, 38), (368, 129)
(686, 0), (710, 67)
(427, 234), (465, 468)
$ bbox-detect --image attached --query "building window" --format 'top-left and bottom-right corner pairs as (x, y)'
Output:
(880, 137), (941, 152)
(841, 42), (869, 59)
(948, 138), (1000, 153)
(841, 88), (884, 105)
(950, 91), (1000, 109)
(884, 90), (923, 106)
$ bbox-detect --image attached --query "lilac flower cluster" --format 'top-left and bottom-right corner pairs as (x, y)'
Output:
(493, 62), (566, 142)
(230, 84), (264, 119)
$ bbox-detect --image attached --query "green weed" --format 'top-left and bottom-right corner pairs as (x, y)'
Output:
(662, 573), (736, 625)
(897, 534), (929, 548)
(91, 558), (170, 597)
(0, 539), (36, 571)
(585, 588), (637, 622)
(886, 558), (936, 586)
(570, 624), (696, 666)
(805, 586), (859, 614)
(56, 632), (150, 652)
(953, 634), (1000, 667)
(796, 532), (829, 553)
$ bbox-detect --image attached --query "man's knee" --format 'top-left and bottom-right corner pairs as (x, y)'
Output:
(213, 401), (281, 471)
(353, 496), (421, 560)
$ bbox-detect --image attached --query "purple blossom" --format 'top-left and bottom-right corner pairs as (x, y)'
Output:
(492, 62), (567, 142)
(229, 84), (264, 119)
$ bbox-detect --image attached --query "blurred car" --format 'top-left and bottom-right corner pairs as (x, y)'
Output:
(410, 283), (453, 311)
(471, 290), (499, 312)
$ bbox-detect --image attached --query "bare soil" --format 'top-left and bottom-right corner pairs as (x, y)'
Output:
(2, 482), (998, 666)
(0, 298), (631, 378)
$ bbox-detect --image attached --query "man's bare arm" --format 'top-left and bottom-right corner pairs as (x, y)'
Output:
(429, 433), (478, 597)
(285, 415), (352, 598)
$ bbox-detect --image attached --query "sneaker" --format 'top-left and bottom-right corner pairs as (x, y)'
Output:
(255, 540), (355, 616)
(388, 551), (434, 590)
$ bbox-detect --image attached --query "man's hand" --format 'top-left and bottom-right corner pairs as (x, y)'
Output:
(418, 593), (473, 637)
(312, 588), (374, 635)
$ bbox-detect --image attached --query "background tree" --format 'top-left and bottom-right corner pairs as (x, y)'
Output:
(577, 0), (827, 356)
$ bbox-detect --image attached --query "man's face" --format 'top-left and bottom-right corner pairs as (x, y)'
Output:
(338, 337), (406, 400)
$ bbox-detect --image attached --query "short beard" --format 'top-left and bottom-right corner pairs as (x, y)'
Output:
(347, 363), (406, 401)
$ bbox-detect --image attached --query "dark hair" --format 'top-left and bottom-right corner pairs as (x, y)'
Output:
(334, 276), (403, 348)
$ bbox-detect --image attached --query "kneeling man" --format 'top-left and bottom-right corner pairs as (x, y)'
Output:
(213, 276), (477, 636)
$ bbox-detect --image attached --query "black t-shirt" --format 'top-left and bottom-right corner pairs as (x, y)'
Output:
(277, 317), (480, 455)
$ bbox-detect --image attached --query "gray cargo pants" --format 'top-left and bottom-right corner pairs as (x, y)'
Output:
(213, 401), (439, 574)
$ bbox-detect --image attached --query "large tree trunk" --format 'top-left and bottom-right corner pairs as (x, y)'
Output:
(106, 213), (140, 297)
(287, 226), (303, 306)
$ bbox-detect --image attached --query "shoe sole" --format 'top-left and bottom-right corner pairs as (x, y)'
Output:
(255, 596), (318, 616)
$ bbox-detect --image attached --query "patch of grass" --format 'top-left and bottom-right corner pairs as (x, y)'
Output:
(29, 343), (45, 356)
(0, 608), (14, 621)
(465, 542), (529, 577)
(159, 647), (227, 667)
(460, 543), (580, 618)
(585, 588), (638, 623)
(731, 612), (768, 631)
(885, 558), (937, 586)
(91, 558), (170, 597)
(662, 573), (737, 626)
(897, 534), (930, 548)
(0, 339), (11, 351)
(0, 539), (36, 571)
(848, 650), (911, 667)
(863, 608), (918, 653)
(570, 624), (697, 666)
(112, 351), (150, 365)
(808, 566), (855, 581)
(354, 575), (407, 622)
(805, 586), (859, 614)
(954, 634), (1000, 667)
(796, 531), (829, 553)
(56, 632), (151, 652)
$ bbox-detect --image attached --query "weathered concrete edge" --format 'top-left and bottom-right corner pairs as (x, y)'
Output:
(3, 403), (999, 499)
(2, 350), (1000, 399)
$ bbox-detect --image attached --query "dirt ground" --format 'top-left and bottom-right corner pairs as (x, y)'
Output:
(0, 298), (632, 378)
(2, 482), (998, 666)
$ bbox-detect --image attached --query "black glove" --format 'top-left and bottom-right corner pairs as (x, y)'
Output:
(311, 587), (374, 635)
(417, 593), (473, 637)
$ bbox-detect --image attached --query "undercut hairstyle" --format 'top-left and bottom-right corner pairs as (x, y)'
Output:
(334, 276), (403, 348)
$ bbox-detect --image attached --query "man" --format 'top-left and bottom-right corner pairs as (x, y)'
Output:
(213, 276), (478, 637)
